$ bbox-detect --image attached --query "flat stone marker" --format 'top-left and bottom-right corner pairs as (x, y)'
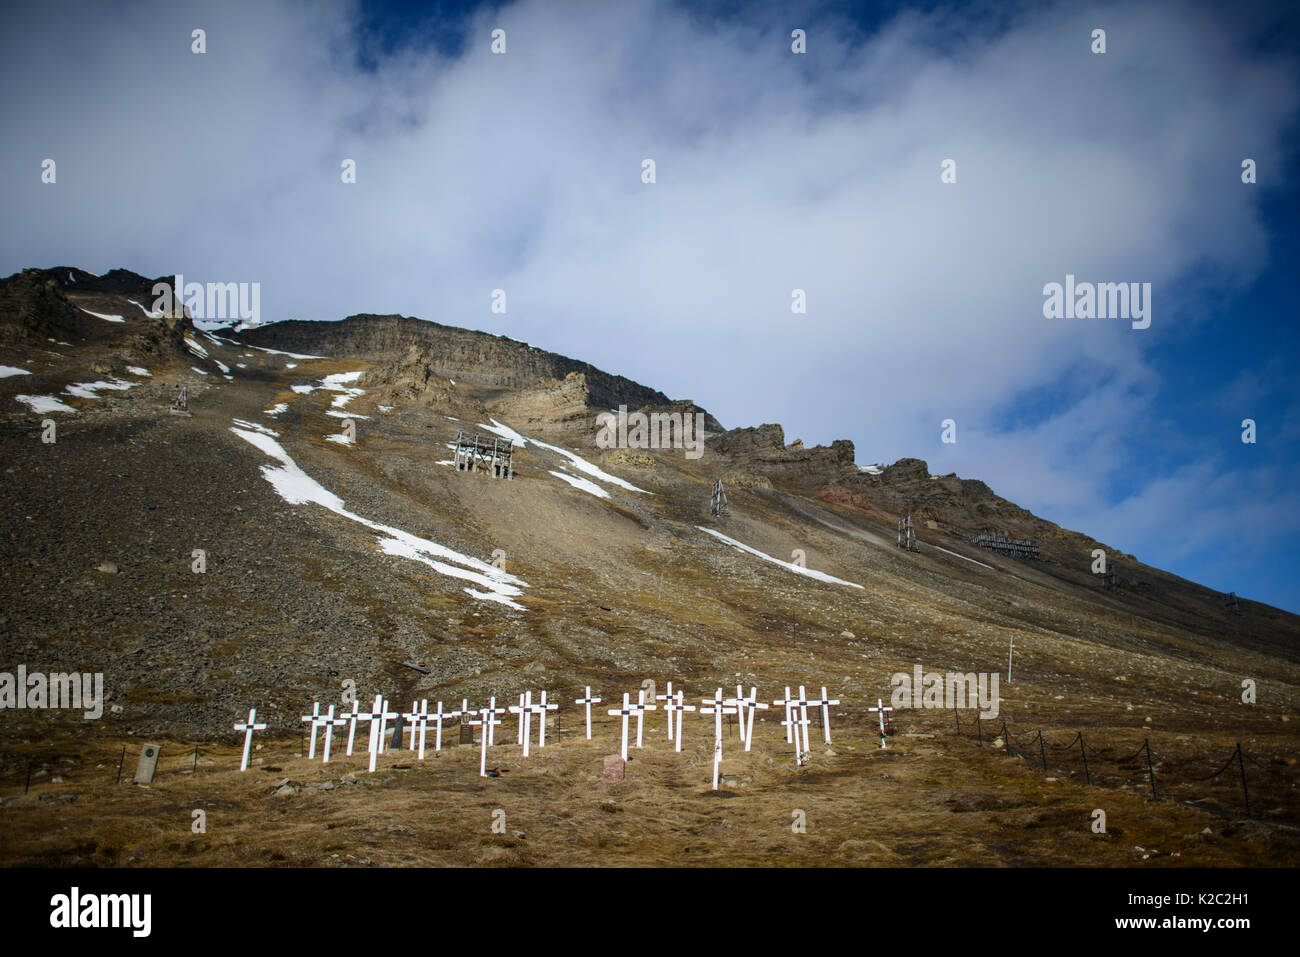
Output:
(459, 721), (474, 745)
(603, 754), (626, 781)
(133, 743), (162, 785)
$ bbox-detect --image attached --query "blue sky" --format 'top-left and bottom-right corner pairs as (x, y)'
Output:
(2, 0), (1298, 612)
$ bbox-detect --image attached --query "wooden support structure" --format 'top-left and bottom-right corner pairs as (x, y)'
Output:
(452, 430), (514, 479)
(169, 385), (188, 414)
(710, 478), (729, 517)
(969, 533), (1039, 560)
(897, 514), (918, 552)
(1223, 591), (1240, 613)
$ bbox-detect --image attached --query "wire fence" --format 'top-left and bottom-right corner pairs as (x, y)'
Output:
(951, 707), (1268, 819)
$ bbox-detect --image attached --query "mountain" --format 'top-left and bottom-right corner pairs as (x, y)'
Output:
(1, 266), (1296, 867)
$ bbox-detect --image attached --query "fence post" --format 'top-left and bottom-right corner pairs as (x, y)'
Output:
(193, 746), (199, 774)
(954, 707), (961, 736)
(1079, 732), (1091, 786)
(115, 746), (125, 786)
(976, 714), (983, 746)
(1145, 738), (1157, 799)
(1236, 743), (1251, 818)
(25, 762), (32, 795)
(1003, 723), (1011, 755)
(1038, 731), (1047, 772)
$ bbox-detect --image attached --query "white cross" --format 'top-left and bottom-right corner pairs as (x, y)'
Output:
(361, 695), (397, 773)
(575, 686), (602, 740)
(773, 687), (811, 764)
(661, 689), (696, 750)
(793, 685), (814, 756)
(233, 708), (267, 772)
(509, 692), (532, 755)
(701, 688), (738, 744)
(404, 700), (431, 759)
(868, 698), (893, 749)
(535, 691), (558, 748)
(631, 689), (656, 749)
(774, 686), (796, 744)
(735, 686), (769, 752)
(467, 697), (506, 777)
(607, 692), (636, 762)
(344, 699), (362, 756)
(431, 700), (459, 752)
(817, 687), (841, 745)
(300, 701), (323, 759)
(321, 705), (345, 763)
(513, 692), (529, 745)
(376, 696), (396, 755)
(700, 689), (738, 790)
(655, 681), (676, 740)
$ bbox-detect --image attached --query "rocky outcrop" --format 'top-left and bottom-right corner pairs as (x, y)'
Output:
(489, 371), (593, 430)
(232, 314), (703, 418)
(707, 423), (856, 487)
(0, 267), (190, 353)
(366, 344), (455, 403)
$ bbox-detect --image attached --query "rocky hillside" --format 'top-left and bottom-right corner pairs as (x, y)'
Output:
(1, 265), (1297, 867)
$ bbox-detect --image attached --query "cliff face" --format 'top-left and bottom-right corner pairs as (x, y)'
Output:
(233, 314), (686, 416)
(707, 423), (856, 487)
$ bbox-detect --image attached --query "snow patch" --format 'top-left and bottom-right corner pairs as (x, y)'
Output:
(931, 545), (994, 570)
(191, 367), (209, 376)
(79, 307), (125, 323)
(246, 345), (324, 360)
(14, 394), (75, 413)
(126, 366), (150, 377)
(264, 403), (289, 417)
(183, 337), (209, 358)
(0, 365), (30, 378)
(64, 378), (134, 399)
(230, 426), (527, 608)
(696, 527), (863, 590)
(232, 418), (278, 437)
(548, 470), (609, 499)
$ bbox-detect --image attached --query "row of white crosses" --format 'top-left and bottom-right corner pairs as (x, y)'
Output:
(239, 682), (853, 780)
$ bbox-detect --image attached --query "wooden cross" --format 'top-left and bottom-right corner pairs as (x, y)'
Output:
(868, 698), (893, 749)
(509, 692), (532, 755)
(773, 686), (795, 744)
(661, 689), (695, 750)
(631, 689), (656, 749)
(701, 688), (738, 744)
(300, 702), (324, 759)
(361, 694), (397, 773)
(700, 689), (738, 790)
(321, 705), (345, 763)
(467, 697), (506, 776)
(514, 692), (528, 745)
(376, 696), (396, 755)
(655, 681), (676, 740)
(791, 685), (814, 757)
(233, 708), (266, 772)
(773, 687), (811, 764)
(807, 687), (841, 745)
(607, 693), (636, 761)
(575, 686), (602, 740)
(404, 700), (431, 759)
(535, 691), (558, 748)
(735, 686), (769, 752)
(431, 700), (459, 752)
(344, 699), (362, 756)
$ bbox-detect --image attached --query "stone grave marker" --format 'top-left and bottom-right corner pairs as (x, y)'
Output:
(133, 743), (162, 785)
